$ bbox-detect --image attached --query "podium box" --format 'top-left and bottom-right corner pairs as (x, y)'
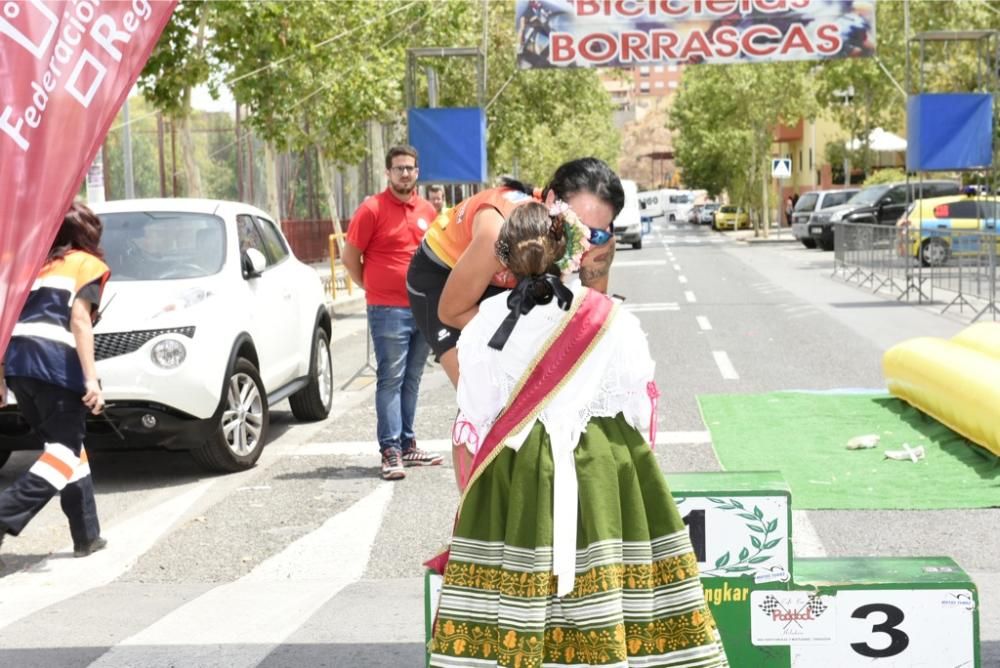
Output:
(667, 471), (792, 581)
(424, 569), (442, 668)
(668, 471), (794, 665)
(752, 556), (980, 667)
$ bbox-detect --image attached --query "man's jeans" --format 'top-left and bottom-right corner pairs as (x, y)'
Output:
(368, 306), (430, 453)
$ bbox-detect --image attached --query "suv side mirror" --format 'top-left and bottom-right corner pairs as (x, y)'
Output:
(242, 248), (267, 278)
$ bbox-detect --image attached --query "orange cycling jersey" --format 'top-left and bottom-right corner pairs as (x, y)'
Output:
(423, 187), (535, 287)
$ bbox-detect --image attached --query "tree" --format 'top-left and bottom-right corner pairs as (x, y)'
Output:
(138, 0), (216, 197)
(670, 62), (817, 233)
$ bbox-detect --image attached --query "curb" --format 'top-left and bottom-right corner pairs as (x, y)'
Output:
(744, 237), (800, 245)
(324, 294), (367, 317)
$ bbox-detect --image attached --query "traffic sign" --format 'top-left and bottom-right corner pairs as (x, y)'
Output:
(772, 158), (792, 179)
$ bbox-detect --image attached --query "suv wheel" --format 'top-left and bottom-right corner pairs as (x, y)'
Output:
(290, 327), (333, 421)
(192, 357), (269, 473)
(920, 238), (950, 267)
(632, 238), (643, 250)
(801, 239), (817, 249)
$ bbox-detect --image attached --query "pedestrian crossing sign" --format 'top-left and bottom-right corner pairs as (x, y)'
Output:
(771, 158), (792, 179)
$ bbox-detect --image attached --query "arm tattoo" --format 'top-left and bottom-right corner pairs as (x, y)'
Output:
(580, 243), (615, 286)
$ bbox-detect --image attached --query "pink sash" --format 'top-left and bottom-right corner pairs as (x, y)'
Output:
(426, 288), (616, 575)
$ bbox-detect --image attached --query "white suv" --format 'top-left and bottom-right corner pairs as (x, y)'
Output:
(0, 199), (333, 472)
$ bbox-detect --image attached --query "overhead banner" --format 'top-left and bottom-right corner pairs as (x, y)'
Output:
(0, 0), (176, 359)
(515, 0), (875, 69)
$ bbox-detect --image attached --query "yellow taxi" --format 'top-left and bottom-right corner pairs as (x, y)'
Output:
(712, 205), (751, 230)
(897, 194), (999, 267)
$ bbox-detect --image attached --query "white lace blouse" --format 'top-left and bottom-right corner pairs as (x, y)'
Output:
(455, 283), (656, 596)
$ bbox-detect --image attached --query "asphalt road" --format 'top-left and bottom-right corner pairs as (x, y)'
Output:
(0, 220), (996, 667)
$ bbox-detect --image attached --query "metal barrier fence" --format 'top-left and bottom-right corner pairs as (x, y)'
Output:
(832, 222), (1000, 321)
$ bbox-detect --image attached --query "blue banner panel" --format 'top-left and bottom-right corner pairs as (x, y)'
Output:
(514, 0), (876, 69)
(907, 94), (994, 172)
(407, 108), (486, 184)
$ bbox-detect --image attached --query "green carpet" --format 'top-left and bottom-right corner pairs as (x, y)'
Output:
(697, 392), (1000, 510)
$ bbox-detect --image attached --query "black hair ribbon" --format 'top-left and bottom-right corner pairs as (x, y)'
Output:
(487, 274), (573, 351)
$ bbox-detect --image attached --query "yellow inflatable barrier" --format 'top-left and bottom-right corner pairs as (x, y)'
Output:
(883, 322), (1000, 457)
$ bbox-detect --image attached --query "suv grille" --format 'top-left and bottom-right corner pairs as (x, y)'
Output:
(95, 327), (195, 361)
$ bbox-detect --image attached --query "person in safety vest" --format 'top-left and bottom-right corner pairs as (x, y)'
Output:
(0, 201), (110, 565)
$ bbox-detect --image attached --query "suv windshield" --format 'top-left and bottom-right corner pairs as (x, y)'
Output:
(100, 212), (226, 281)
(822, 191), (857, 208)
(794, 193), (818, 211)
(848, 185), (891, 206)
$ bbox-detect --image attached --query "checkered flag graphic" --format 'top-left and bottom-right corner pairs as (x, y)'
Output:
(807, 594), (828, 617)
(758, 595), (781, 615)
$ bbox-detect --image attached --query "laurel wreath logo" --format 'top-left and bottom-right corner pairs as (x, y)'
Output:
(697, 497), (782, 577)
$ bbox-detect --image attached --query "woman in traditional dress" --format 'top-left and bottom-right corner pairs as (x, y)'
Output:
(428, 201), (729, 667)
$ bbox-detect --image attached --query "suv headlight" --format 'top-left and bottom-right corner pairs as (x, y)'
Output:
(151, 338), (187, 369)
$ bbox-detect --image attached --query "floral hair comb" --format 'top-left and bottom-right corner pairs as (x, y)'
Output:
(548, 199), (591, 277)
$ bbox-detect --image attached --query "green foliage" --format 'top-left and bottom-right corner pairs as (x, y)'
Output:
(136, 0), (619, 189)
(103, 97), (161, 199)
(139, 0), (214, 117)
(863, 168), (906, 186)
(670, 62), (817, 212)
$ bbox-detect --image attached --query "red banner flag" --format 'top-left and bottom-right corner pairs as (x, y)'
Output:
(0, 0), (176, 359)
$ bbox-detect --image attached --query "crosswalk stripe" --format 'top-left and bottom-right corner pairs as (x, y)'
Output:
(0, 480), (216, 632)
(792, 510), (827, 557)
(88, 483), (394, 667)
(291, 431), (714, 457)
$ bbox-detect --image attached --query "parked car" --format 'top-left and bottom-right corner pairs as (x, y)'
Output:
(809, 180), (961, 251)
(713, 205), (750, 230)
(791, 188), (859, 248)
(0, 199), (334, 472)
(699, 203), (720, 225)
(687, 204), (704, 225)
(897, 194), (1000, 267)
(615, 179), (643, 249)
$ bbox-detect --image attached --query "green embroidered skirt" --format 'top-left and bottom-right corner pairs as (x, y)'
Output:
(430, 414), (729, 667)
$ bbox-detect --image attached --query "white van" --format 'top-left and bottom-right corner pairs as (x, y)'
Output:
(663, 189), (694, 222)
(638, 189), (664, 224)
(614, 179), (643, 249)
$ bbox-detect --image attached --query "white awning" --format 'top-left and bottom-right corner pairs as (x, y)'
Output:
(847, 128), (907, 152)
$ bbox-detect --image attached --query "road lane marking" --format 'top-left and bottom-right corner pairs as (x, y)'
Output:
(89, 483), (395, 667)
(673, 264), (681, 271)
(624, 303), (681, 313)
(684, 291), (697, 303)
(0, 480), (216, 632)
(678, 275), (688, 284)
(696, 316), (713, 331)
(712, 351), (739, 380)
(613, 260), (668, 268)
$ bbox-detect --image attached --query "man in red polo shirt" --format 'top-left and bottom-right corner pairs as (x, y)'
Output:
(343, 146), (443, 480)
